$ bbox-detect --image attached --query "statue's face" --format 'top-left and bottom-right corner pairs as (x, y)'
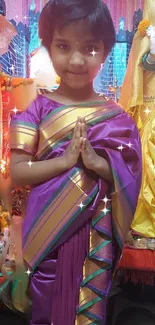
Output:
(144, 0), (155, 26)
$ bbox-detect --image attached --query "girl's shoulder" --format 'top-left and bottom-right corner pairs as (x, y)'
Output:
(25, 93), (62, 122)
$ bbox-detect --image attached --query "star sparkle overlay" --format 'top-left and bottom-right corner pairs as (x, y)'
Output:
(127, 142), (133, 148)
(78, 202), (85, 209)
(100, 195), (111, 214)
(10, 64), (15, 72)
(117, 142), (134, 151)
(27, 160), (33, 168)
(117, 144), (125, 151)
(101, 196), (111, 204)
(144, 108), (151, 115)
(150, 163), (155, 170)
(25, 269), (32, 276)
(101, 207), (109, 214)
(12, 107), (18, 114)
(91, 49), (97, 57)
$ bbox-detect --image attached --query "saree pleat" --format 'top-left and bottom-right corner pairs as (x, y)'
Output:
(30, 251), (57, 325)
(51, 222), (90, 325)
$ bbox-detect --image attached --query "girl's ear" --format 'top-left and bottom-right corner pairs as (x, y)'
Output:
(102, 56), (106, 65)
(102, 45), (106, 63)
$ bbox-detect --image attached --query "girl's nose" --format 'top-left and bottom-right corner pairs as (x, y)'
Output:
(69, 51), (85, 67)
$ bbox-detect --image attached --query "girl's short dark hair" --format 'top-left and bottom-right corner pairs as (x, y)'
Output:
(39, 0), (116, 58)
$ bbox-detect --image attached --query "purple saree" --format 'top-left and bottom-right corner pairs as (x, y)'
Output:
(10, 95), (142, 325)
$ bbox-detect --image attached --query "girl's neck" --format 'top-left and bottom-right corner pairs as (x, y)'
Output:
(53, 82), (101, 104)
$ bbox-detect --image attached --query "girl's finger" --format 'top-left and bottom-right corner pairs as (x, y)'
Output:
(73, 120), (80, 142)
(76, 122), (81, 138)
(85, 138), (90, 152)
(82, 123), (87, 138)
(74, 138), (80, 150)
(77, 116), (82, 124)
(84, 138), (87, 150)
(81, 117), (85, 123)
(80, 137), (83, 151)
(72, 123), (77, 142)
(79, 137), (85, 152)
(81, 138), (86, 151)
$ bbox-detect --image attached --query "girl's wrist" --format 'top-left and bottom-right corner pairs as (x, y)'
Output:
(61, 155), (69, 170)
(91, 155), (106, 174)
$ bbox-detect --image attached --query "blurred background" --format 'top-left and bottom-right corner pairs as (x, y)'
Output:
(1, 0), (144, 98)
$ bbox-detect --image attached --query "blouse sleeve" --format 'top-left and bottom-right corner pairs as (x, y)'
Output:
(10, 100), (40, 156)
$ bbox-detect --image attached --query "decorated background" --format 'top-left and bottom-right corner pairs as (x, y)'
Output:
(0, 0), (144, 99)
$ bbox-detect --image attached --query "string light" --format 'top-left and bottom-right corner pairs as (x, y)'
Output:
(0, 159), (7, 174)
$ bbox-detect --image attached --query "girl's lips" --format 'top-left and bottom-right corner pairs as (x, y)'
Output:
(67, 71), (87, 75)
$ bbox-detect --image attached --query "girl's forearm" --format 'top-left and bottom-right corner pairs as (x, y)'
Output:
(10, 156), (68, 186)
(92, 156), (113, 182)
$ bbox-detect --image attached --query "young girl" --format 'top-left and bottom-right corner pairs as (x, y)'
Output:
(10, 1), (142, 324)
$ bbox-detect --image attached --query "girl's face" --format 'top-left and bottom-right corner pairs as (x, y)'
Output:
(50, 20), (104, 90)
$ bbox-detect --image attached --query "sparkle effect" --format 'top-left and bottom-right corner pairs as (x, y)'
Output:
(117, 144), (125, 151)
(101, 207), (109, 214)
(25, 269), (32, 276)
(78, 202), (85, 209)
(100, 196), (111, 215)
(144, 108), (151, 115)
(0, 159), (7, 173)
(91, 49), (97, 57)
(28, 160), (33, 168)
(12, 107), (18, 114)
(10, 65), (15, 72)
(127, 142), (133, 148)
(150, 163), (155, 170)
(102, 196), (111, 204)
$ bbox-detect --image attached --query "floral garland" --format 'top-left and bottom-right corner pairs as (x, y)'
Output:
(0, 72), (34, 92)
(138, 19), (151, 36)
(138, 19), (155, 38)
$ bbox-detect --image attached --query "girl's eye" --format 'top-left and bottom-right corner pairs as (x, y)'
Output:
(57, 44), (69, 50)
(86, 46), (97, 54)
